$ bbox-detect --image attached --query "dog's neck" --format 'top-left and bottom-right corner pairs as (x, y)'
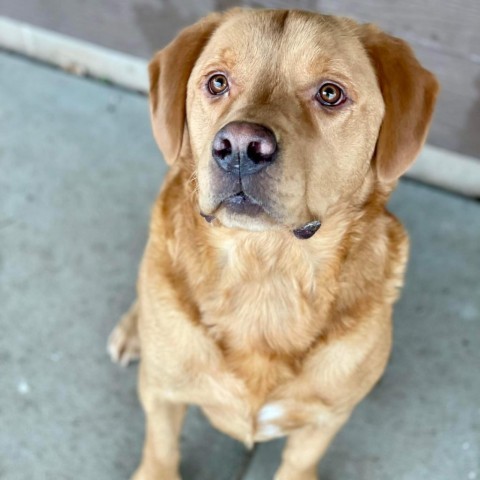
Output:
(149, 164), (400, 401)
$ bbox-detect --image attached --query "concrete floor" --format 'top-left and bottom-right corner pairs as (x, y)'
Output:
(0, 51), (479, 480)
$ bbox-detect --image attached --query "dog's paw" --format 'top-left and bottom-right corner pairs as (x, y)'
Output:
(108, 302), (141, 366)
(274, 471), (317, 480)
(107, 323), (140, 366)
(131, 466), (181, 480)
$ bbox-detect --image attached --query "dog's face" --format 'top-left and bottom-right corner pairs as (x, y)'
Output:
(188, 11), (385, 233)
(149, 9), (438, 235)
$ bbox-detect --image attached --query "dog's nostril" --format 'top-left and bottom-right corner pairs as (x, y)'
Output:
(247, 142), (262, 163)
(247, 140), (275, 163)
(213, 138), (232, 160)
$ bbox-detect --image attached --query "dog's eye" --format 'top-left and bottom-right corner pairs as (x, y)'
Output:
(316, 83), (345, 106)
(208, 74), (229, 95)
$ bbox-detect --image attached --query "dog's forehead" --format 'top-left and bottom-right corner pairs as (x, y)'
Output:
(198, 10), (369, 79)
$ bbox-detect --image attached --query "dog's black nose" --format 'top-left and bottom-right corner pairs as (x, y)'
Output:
(212, 122), (277, 175)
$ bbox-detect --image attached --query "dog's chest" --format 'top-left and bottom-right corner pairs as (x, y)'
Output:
(199, 238), (325, 399)
(209, 274), (310, 345)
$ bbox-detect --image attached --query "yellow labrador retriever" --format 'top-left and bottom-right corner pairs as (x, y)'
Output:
(108, 8), (438, 480)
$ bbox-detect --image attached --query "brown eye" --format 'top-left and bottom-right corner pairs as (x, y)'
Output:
(316, 83), (345, 106)
(208, 74), (229, 95)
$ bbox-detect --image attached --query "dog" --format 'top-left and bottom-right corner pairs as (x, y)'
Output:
(108, 8), (438, 480)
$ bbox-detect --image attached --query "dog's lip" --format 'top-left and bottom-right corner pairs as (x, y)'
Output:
(200, 212), (216, 223)
(200, 202), (321, 238)
(199, 191), (266, 222)
(292, 220), (322, 239)
(225, 191), (257, 205)
(221, 191), (265, 216)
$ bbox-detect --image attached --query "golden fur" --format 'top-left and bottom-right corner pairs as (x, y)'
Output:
(108, 9), (438, 480)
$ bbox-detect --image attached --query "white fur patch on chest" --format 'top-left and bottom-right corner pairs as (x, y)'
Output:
(255, 402), (287, 441)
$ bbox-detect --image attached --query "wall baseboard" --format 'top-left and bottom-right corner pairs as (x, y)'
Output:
(1, 15), (479, 198)
(0, 16), (148, 92)
(410, 145), (480, 198)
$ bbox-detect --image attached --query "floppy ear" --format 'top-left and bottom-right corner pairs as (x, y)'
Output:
(148, 13), (223, 165)
(360, 25), (439, 182)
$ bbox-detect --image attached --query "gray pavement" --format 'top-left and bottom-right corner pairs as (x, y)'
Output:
(0, 51), (479, 480)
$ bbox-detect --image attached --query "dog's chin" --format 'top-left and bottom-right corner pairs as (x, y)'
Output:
(216, 208), (279, 232)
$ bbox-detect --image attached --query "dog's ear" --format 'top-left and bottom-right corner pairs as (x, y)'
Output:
(148, 13), (223, 165)
(360, 25), (439, 182)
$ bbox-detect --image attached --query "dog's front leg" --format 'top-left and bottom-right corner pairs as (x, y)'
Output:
(132, 366), (187, 480)
(274, 414), (349, 480)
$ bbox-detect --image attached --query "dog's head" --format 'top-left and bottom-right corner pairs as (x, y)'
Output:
(148, 9), (438, 237)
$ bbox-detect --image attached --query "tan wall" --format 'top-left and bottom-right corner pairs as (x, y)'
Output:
(2, 0), (479, 159)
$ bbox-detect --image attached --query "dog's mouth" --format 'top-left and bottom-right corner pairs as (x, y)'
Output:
(221, 191), (265, 217)
(201, 191), (322, 239)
